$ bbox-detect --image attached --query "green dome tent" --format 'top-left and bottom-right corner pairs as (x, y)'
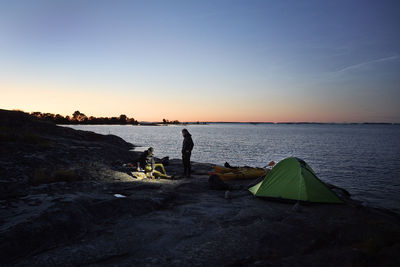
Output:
(249, 157), (343, 203)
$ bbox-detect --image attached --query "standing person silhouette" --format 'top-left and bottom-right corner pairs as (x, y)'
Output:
(181, 129), (194, 178)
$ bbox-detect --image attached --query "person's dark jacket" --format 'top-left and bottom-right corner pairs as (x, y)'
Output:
(139, 150), (155, 170)
(182, 133), (194, 154)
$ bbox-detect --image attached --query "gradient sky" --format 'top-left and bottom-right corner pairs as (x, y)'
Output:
(1, 0), (399, 122)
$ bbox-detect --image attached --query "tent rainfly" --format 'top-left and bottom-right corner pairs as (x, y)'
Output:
(249, 157), (343, 203)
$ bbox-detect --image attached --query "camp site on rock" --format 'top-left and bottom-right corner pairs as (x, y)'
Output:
(1, 110), (400, 266)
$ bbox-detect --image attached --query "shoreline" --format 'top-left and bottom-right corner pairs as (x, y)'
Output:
(1, 109), (400, 266)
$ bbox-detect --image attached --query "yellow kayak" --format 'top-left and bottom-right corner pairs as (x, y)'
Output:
(211, 165), (268, 181)
(213, 165), (266, 174)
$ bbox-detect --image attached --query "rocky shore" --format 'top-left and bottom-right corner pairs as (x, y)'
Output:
(1, 109), (400, 266)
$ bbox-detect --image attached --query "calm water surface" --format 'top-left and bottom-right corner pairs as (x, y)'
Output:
(67, 124), (400, 213)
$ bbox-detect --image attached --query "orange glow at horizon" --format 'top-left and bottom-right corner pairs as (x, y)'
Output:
(0, 83), (396, 123)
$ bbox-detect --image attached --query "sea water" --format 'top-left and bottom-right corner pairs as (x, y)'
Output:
(66, 123), (400, 214)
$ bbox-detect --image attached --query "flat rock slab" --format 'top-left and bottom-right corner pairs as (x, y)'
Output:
(2, 162), (400, 266)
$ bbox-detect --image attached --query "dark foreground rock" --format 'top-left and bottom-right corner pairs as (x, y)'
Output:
(1, 110), (400, 266)
(2, 169), (400, 267)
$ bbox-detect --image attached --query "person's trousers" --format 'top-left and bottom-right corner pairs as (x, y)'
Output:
(154, 163), (167, 174)
(182, 152), (191, 177)
(145, 164), (170, 179)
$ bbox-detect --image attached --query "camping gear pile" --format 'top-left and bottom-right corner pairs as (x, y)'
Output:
(121, 162), (158, 179)
(121, 163), (153, 179)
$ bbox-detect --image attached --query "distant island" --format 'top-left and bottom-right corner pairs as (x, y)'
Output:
(26, 110), (202, 126)
(28, 110), (139, 125)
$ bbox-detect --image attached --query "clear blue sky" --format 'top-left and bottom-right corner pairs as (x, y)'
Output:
(1, 0), (399, 122)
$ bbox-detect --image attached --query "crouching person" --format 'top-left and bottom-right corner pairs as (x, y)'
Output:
(139, 147), (172, 179)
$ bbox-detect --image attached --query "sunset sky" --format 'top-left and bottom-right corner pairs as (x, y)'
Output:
(1, 0), (399, 122)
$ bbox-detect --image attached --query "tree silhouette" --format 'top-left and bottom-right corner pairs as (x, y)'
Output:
(161, 118), (180, 125)
(119, 114), (127, 124)
(72, 111), (82, 120)
(29, 111), (139, 125)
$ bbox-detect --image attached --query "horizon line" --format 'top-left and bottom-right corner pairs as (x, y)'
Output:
(5, 109), (400, 125)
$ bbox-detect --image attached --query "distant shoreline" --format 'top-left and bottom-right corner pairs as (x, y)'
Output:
(6, 109), (399, 125)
